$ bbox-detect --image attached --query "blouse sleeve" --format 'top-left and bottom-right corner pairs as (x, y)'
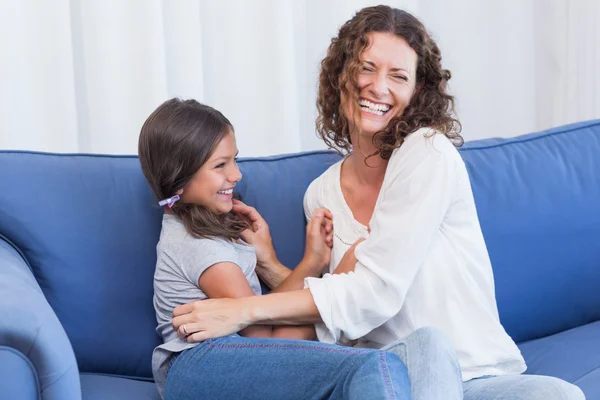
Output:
(304, 132), (461, 342)
(303, 177), (319, 222)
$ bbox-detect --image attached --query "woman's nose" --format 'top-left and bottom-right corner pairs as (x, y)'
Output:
(370, 73), (389, 97)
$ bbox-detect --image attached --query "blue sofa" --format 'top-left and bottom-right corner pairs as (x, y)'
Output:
(1, 120), (599, 399)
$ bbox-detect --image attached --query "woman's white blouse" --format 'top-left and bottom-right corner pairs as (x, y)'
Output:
(303, 128), (526, 381)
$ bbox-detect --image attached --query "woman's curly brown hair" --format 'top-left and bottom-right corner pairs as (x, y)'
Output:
(316, 5), (463, 160)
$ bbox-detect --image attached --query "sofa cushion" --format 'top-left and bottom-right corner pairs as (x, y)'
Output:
(459, 120), (600, 343)
(80, 374), (160, 400)
(518, 320), (600, 399)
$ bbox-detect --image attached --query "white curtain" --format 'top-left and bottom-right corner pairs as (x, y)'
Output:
(1, 0), (599, 156)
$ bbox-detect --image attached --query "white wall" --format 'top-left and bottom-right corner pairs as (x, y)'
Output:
(0, 0), (598, 156)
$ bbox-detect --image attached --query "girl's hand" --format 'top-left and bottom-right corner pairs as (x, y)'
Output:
(232, 199), (279, 269)
(302, 208), (334, 275)
(333, 238), (365, 275)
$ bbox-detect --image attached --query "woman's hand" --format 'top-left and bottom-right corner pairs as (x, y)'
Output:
(173, 298), (250, 342)
(302, 208), (334, 275)
(232, 199), (279, 269)
(332, 238), (365, 275)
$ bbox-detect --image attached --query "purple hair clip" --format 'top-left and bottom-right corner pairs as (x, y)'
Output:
(158, 194), (180, 208)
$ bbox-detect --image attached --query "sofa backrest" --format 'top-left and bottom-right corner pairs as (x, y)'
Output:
(459, 120), (600, 343)
(0, 120), (598, 379)
(0, 152), (163, 379)
(0, 149), (339, 379)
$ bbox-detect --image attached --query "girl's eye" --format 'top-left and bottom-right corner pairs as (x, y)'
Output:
(215, 163), (225, 169)
(361, 67), (373, 72)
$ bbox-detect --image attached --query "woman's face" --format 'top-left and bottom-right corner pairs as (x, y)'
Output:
(342, 32), (418, 139)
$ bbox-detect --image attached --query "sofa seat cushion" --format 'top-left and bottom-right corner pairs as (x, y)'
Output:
(518, 320), (600, 399)
(81, 374), (160, 400)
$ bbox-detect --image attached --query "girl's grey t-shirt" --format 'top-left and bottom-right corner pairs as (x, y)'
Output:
(152, 213), (261, 398)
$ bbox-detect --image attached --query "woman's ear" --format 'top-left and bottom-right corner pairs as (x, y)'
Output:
(176, 188), (184, 196)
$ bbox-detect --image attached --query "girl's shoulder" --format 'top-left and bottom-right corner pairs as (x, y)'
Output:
(159, 214), (235, 253)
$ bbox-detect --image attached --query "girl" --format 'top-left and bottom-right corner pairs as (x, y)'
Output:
(138, 98), (411, 400)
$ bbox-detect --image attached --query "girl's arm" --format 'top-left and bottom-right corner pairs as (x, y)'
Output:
(232, 200), (333, 292)
(199, 262), (315, 340)
(253, 211), (334, 291)
(269, 235), (358, 294)
(199, 262), (272, 338)
(255, 260), (291, 290)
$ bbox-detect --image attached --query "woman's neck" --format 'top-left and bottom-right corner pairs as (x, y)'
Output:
(345, 150), (388, 187)
(346, 132), (389, 185)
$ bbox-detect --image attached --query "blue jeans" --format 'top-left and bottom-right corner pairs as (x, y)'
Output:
(463, 374), (586, 399)
(384, 327), (585, 400)
(383, 327), (463, 400)
(164, 334), (410, 400)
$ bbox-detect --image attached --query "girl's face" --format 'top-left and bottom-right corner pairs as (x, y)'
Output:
(179, 130), (241, 215)
(342, 32), (418, 139)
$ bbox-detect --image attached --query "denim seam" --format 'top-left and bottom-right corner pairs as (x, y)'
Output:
(216, 343), (372, 355)
(379, 351), (395, 400)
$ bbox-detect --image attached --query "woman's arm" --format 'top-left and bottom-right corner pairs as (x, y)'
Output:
(174, 289), (321, 342)
(199, 262), (316, 340)
(174, 233), (364, 342)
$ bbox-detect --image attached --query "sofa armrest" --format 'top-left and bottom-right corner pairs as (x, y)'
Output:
(0, 238), (81, 400)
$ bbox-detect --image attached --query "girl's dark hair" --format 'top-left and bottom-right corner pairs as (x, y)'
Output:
(138, 98), (248, 240)
(316, 5), (463, 160)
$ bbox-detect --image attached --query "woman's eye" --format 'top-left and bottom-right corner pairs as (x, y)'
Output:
(215, 163), (225, 168)
(361, 66), (373, 72)
(394, 75), (408, 82)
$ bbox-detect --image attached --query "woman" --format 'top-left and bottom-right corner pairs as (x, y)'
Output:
(172, 5), (585, 400)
